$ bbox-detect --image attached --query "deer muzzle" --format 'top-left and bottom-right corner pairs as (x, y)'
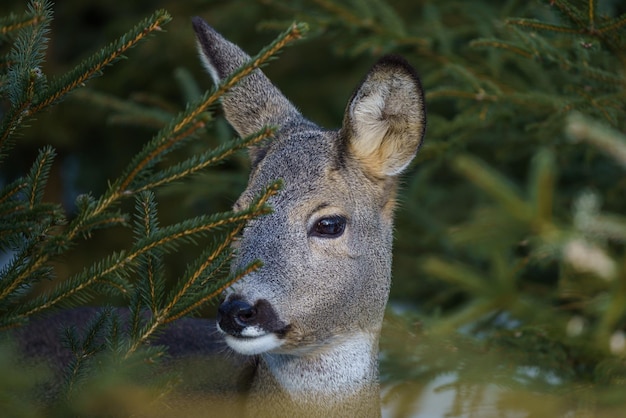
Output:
(217, 296), (289, 355)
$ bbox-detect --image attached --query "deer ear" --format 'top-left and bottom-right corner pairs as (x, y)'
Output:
(192, 17), (301, 142)
(342, 55), (426, 177)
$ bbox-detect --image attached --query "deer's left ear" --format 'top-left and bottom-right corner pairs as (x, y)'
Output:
(341, 55), (426, 177)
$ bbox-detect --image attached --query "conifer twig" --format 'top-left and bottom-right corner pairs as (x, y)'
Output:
(470, 39), (533, 59)
(0, 0), (51, 157)
(123, 181), (280, 357)
(167, 261), (263, 323)
(131, 126), (276, 193)
(116, 22), (306, 193)
(588, 0), (596, 29)
(566, 113), (626, 168)
(30, 10), (172, 114)
(597, 14), (626, 34)
(550, 0), (587, 29)
(506, 19), (579, 34)
(0, 15), (45, 36)
(452, 155), (531, 222)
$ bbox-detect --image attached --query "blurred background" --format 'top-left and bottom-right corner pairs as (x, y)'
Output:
(2, 0), (626, 416)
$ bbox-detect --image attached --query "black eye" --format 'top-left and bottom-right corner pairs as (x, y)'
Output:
(310, 216), (346, 238)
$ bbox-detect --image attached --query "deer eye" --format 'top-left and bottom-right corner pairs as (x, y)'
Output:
(310, 216), (346, 238)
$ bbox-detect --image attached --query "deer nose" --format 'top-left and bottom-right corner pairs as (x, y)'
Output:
(218, 299), (258, 334)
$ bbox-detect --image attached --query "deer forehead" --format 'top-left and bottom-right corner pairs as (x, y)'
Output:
(237, 130), (391, 218)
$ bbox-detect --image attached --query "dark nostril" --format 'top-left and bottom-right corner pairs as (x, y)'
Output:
(218, 299), (258, 333)
(237, 306), (256, 323)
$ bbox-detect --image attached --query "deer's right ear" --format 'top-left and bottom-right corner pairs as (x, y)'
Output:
(341, 56), (426, 177)
(192, 17), (301, 164)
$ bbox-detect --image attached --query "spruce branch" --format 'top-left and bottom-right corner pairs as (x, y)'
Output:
(62, 308), (113, 396)
(131, 125), (276, 193)
(30, 9), (172, 114)
(470, 39), (534, 59)
(16, 251), (133, 319)
(452, 155), (531, 223)
(162, 230), (238, 317)
(25, 145), (55, 208)
(0, 0), (52, 158)
(19, 181), (279, 324)
(506, 18), (580, 34)
(124, 181), (280, 356)
(597, 13), (626, 35)
(549, 0), (588, 30)
(0, 180), (27, 206)
(0, 14), (39, 37)
(167, 260), (264, 324)
(532, 0), (626, 62)
(61, 22), (305, 244)
(71, 211), (128, 239)
(528, 149), (556, 227)
(132, 207), (270, 257)
(116, 22), (307, 193)
(588, 0), (596, 29)
(0, 225), (64, 310)
(0, 20), (299, 326)
(0, 146), (64, 303)
(133, 191), (165, 314)
(566, 113), (626, 168)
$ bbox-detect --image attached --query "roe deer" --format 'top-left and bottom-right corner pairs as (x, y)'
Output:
(191, 17), (426, 417)
(14, 18), (426, 418)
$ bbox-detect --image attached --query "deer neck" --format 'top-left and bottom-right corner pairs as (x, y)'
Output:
(247, 332), (381, 417)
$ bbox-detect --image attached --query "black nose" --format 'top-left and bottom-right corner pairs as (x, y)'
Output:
(217, 297), (286, 337)
(217, 299), (257, 334)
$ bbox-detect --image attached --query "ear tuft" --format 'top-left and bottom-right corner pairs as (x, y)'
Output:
(343, 55), (426, 177)
(192, 17), (241, 85)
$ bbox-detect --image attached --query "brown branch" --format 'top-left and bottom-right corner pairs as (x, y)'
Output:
(470, 40), (534, 59)
(30, 15), (169, 114)
(597, 14), (626, 35)
(506, 19), (580, 34)
(551, 1), (587, 29)
(168, 261), (263, 323)
(0, 98), (32, 154)
(118, 120), (206, 192)
(132, 126), (275, 194)
(20, 257), (130, 317)
(163, 227), (243, 323)
(0, 15), (46, 35)
(0, 182), (27, 205)
(427, 89), (499, 102)
(588, 0), (595, 29)
(123, 225), (242, 357)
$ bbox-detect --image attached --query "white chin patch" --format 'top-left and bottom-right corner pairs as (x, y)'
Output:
(224, 332), (283, 355)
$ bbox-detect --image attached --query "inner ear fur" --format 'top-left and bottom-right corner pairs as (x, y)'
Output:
(342, 55), (426, 177)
